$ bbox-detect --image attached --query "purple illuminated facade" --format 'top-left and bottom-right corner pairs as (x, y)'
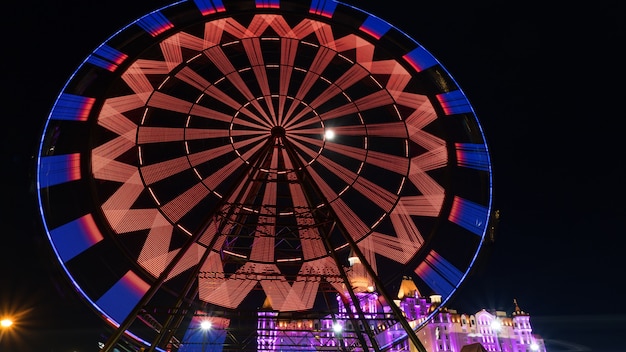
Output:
(255, 258), (547, 352)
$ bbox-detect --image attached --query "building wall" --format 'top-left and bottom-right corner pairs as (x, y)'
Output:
(256, 292), (547, 352)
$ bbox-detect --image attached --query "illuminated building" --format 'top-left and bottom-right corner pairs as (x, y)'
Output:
(256, 255), (546, 352)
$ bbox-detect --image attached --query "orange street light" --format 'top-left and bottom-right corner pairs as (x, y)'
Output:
(0, 318), (13, 328)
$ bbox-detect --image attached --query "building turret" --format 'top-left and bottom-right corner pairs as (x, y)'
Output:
(347, 249), (373, 293)
(512, 298), (528, 316)
(397, 275), (420, 299)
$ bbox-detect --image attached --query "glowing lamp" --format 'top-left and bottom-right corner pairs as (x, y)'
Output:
(0, 319), (12, 328)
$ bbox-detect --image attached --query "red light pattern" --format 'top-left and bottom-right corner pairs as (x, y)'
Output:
(89, 14), (454, 312)
(92, 15), (447, 306)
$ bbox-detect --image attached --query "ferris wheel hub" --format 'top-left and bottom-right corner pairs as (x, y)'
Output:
(270, 126), (286, 137)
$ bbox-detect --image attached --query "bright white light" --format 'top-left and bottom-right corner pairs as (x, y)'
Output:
(530, 342), (539, 351)
(324, 129), (335, 140)
(1, 319), (13, 328)
(490, 319), (502, 331)
(200, 320), (212, 330)
(332, 323), (342, 333)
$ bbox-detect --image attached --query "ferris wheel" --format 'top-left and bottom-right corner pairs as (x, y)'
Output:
(36, 1), (492, 351)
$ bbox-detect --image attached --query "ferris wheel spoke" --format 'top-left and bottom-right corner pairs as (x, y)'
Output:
(137, 149), (191, 187)
(101, 174), (145, 214)
(310, 65), (370, 107)
(241, 37), (278, 126)
(408, 157), (446, 198)
(284, 126), (326, 137)
(322, 90), (394, 122)
(175, 66), (268, 129)
(138, 221), (187, 274)
(121, 59), (170, 96)
(284, 136), (330, 168)
(203, 46), (273, 125)
(277, 38), (299, 125)
(355, 201), (432, 265)
(317, 153), (398, 212)
(324, 122), (405, 138)
(92, 152), (140, 183)
(359, 149), (410, 175)
(282, 46), (336, 126)
(98, 95), (145, 135)
(186, 144), (235, 168)
(280, 148), (328, 260)
(247, 149), (280, 262)
(199, 151), (250, 191)
(302, 165), (370, 241)
(283, 111), (324, 131)
(160, 182), (211, 223)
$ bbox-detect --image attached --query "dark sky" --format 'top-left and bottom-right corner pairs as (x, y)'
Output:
(3, 1), (625, 351)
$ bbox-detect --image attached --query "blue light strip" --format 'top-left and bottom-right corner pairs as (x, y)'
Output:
(309, 0), (337, 17)
(455, 143), (490, 171)
(96, 273), (148, 324)
(403, 46), (437, 72)
(49, 215), (100, 262)
(87, 44), (128, 72)
(359, 15), (391, 39)
(256, 0), (280, 8)
(449, 196), (489, 236)
(38, 153), (81, 188)
(415, 250), (462, 298)
(96, 281), (141, 322)
(193, 0), (225, 15)
(136, 11), (174, 37)
(49, 93), (94, 121)
(436, 90), (472, 115)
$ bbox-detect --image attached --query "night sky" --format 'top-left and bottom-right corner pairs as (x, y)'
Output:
(3, 1), (625, 351)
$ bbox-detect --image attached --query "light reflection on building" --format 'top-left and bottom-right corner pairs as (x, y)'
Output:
(255, 255), (546, 352)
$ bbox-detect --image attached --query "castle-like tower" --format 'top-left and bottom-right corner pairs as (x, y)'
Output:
(256, 255), (546, 352)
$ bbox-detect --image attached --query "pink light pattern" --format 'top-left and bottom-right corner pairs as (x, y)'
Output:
(92, 14), (450, 311)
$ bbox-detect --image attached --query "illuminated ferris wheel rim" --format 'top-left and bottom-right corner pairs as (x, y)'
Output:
(36, 0), (492, 349)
